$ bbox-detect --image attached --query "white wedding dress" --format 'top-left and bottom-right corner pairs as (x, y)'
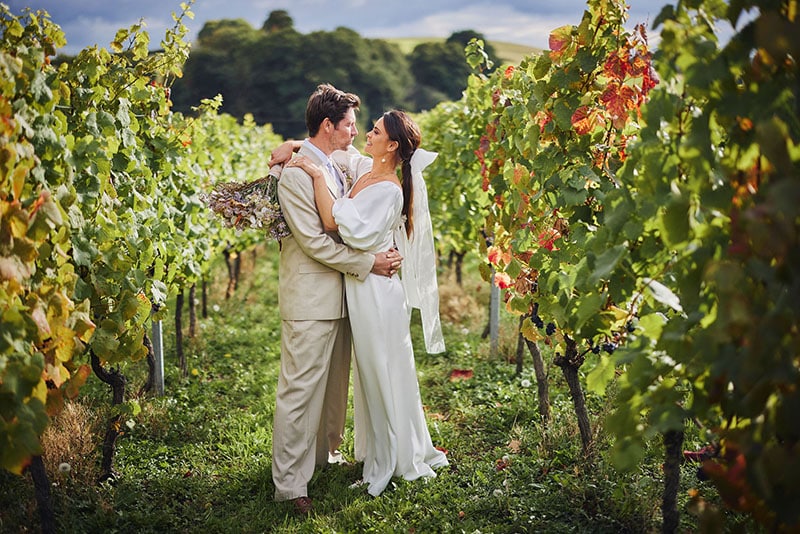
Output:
(332, 178), (448, 497)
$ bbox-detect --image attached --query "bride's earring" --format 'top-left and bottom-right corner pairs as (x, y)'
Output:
(381, 156), (386, 163)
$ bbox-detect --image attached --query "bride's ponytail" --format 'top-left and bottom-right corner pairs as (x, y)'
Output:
(382, 110), (420, 237)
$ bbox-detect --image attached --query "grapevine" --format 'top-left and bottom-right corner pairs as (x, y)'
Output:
(0, 4), (283, 478)
(420, 0), (799, 529)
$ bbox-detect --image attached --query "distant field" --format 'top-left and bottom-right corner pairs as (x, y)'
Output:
(385, 37), (540, 65)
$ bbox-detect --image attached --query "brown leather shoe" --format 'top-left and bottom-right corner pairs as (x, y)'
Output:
(293, 496), (312, 516)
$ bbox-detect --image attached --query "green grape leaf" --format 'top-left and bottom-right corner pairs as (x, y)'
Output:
(643, 278), (683, 313)
(586, 354), (615, 395)
(588, 245), (627, 285)
(659, 194), (690, 246)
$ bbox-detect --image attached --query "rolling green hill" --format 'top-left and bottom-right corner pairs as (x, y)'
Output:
(385, 37), (540, 65)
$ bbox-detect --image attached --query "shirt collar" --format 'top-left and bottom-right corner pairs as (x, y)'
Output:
(302, 139), (333, 167)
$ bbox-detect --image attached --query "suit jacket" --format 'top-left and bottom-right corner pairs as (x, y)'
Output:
(277, 144), (374, 320)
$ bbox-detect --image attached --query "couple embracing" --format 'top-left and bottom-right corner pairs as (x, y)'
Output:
(270, 83), (448, 515)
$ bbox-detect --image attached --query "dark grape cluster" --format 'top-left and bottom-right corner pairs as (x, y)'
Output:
(530, 303), (544, 328)
(588, 335), (622, 356)
(602, 342), (618, 354)
(527, 301), (636, 358)
(529, 303), (557, 335)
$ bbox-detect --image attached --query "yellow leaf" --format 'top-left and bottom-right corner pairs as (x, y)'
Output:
(29, 377), (47, 404)
(520, 318), (543, 342)
(608, 305), (628, 321)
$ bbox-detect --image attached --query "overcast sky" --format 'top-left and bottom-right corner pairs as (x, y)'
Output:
(5, 0), (703, 56)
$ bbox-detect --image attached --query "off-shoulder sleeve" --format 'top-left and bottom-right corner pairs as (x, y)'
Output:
(332, 183), (401, 252)
(277, 166), (374, 279)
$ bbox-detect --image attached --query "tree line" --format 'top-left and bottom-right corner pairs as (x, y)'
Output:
(169, 9), (501, 138)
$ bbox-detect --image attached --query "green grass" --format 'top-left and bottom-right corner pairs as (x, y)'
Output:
(385, 37), (540, 65)
(0, 242), (751, 533)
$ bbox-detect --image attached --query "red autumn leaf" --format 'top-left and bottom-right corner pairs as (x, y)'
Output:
(487, 246), (502, 265)
(600, 83), (636, 129)
(487, 246), (511, 267)
(571, 106), (589, 132)
(591, 146), (607, 168)
(548, 25), (573, 62)
(519, 191), (531, 207)
(538, 228), (561, 251)
(571, 106), (604, 135)
(494, 272), (512, 289)
(516, 250), (533, 263)
(642, 64), (659, 94)
(618, 134), (630, 163)
(699, 444), (757, 512)
(486, 121), (497, 139)
(492, 88), (502, 107)
(533, 110), (553, 133)
(477, 135), (489, 156)
(634, 23), (648, 44)
(603, 51), (628, 81)
(449, 369), (474, 382)
(628, 53), (649, 78)
(475, 135), (491, 190)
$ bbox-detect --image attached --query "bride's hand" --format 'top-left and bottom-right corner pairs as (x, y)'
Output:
(269, 140), (299, 166)
(286, 156), (323, 180)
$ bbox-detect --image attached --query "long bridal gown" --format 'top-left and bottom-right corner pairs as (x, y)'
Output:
(331, 180), (448, 497)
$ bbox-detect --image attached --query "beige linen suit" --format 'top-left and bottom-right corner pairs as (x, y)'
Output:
(272, 144), (374, 502)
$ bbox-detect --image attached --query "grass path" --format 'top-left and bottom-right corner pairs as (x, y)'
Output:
(1, 243), (719, 533)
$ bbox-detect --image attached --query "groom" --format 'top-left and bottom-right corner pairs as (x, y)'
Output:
(271, 84), (399, 515)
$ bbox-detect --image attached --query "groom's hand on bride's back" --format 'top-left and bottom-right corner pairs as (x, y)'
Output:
(372, 248), (402, 277)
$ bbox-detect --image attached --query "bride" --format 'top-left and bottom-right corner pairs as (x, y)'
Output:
(285, 110), (448, 496)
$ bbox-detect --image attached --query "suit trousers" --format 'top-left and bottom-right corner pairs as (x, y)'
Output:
(272, 317), (352, 501)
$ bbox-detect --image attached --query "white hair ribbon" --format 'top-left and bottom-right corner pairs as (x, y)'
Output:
(395, 148), (445, 354)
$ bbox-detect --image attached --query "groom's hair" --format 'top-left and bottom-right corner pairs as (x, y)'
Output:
(306, 83), (360, 137)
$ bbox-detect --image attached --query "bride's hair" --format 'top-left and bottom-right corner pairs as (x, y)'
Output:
(382, 110), (420, 237)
